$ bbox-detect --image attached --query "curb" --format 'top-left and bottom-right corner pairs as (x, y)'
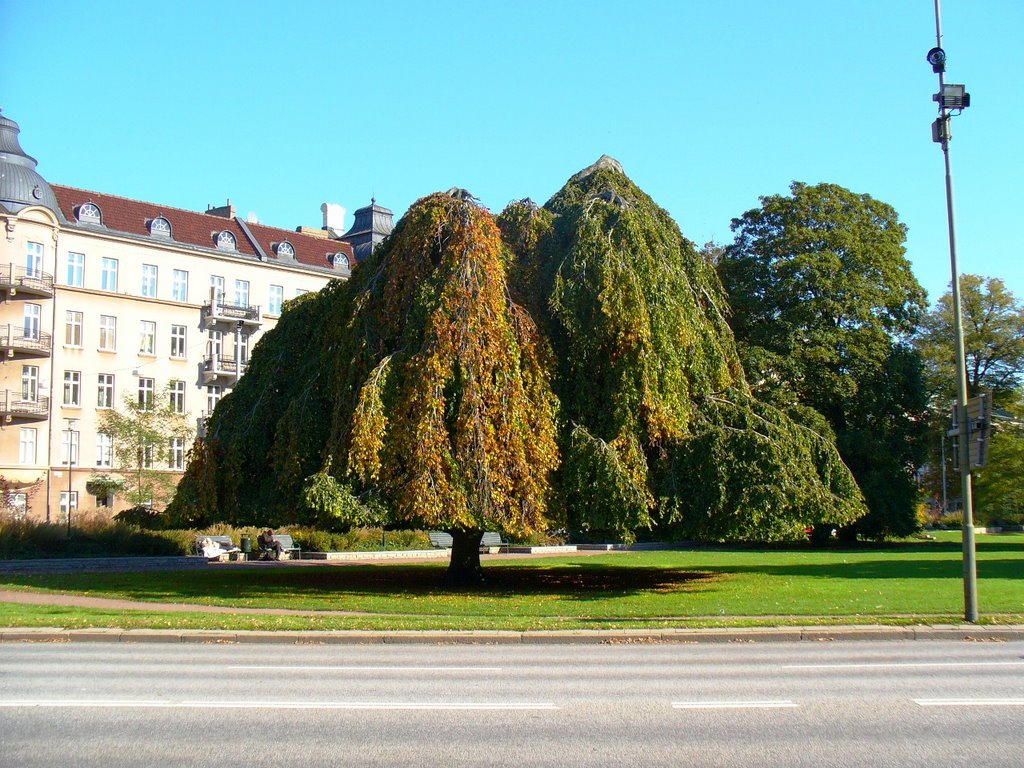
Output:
(3, 624), (1022, 645)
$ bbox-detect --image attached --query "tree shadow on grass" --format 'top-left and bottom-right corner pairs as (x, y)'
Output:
(694, 558), (1021, 581)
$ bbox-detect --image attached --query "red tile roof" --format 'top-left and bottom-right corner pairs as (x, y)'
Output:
(51, 185), (352, 271)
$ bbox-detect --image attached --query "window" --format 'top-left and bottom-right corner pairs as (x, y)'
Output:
(234, 279), (249, 307)
(99, 315), (117, 351)
(101, 257), (118, 292)
(77, 202), (102, 224)
(141, 444), (156, 469)
(65, 310), (83, 347)
(211, 275), (225, 302)
(97, 373), (114, 409)
(239, 332), (250, 365)
(138, 377), (155, 410)
(25, 242), (43, 278)
(96, 433), (113, 468)
(216, 230), (236, 250)
(170, 325), (187, 358)
(61, 429), (80, 466)
(67, 252), (85, 287)
(23, 303), (41, 341)
(59, 492), (78, 522)
(63, 370), (81, 406)
(295, 288), (309, 297)
(170, 437), (186, 471)
(268, 284), (283, 315)
(149, 216), (172, 238)
(208, 330), (222, 359)
(19, 428), (37, 464)
(141, 264), (158, 298)
(21, 365), (38, 401)
(207, 385), (222, 414)
(169, 379), (186, 414)
(10, 493), (27, 520)
(139, 321), (156, 355)
(276, 241), (294, 258)
(172, 269), (188, 302)
(333, 253), (349, 271)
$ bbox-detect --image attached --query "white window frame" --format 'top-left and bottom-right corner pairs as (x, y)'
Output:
(97, 373), (114, 409)
(26, 241), (43, 278)
(61, 429), (80, 466)
(268, 284), (283, 315)
(65, 310), (83, 347)
(207, 385), (222, 414)
(138, 377), (155, 411)
(23, 303), (41, 341)
(139, 321), (156, 355)
(101, 257), (118, 292)
(169, 379), (186, 414)
(234, 279), (250, 308)
(21, 365), (39, 401)
(19, 427), (37, 465)
(141, 264), (158, 298)
(63, 370), (82, 407)
(170, 325), (187, 358)
(96, 432), (113, 468)
(170, 437), (186, 471)
(59, 491), (78, 522)
(67, 252), (85, 287)
(211, 275), (225, 302)
(172, 269), (188, 302)
(99, 315), (117, 351)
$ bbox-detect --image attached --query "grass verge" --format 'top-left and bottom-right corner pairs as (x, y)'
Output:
(1, 533), (1021, 631)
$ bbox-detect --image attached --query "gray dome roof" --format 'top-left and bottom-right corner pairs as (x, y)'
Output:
(0, 109), (64, 220)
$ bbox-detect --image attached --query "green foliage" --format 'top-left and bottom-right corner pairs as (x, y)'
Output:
(719, 181), (929, 538)
(174, 159), (867, 547)
(915, 275), (1024, 409)
(97, 386), (194, 510)
(974, 391), (1024, 523)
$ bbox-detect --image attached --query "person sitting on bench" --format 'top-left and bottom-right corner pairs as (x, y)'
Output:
(257, 529), (285, 560)
(200, 537), (239, 559)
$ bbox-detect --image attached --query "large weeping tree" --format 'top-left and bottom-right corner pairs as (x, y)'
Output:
(171, 159), (866, 584)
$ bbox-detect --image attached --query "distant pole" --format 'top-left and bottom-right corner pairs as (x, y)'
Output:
(65, 417), (77, 540)
(940, 434), (948, 514)
(930, 0), (978, 622)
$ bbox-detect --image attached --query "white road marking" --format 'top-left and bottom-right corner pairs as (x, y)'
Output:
(0, 699), (558, 711)
(226, 665), (502, 672)
(672, 700), (798, 710)
(784, 661), (1024, 671)
(913, 698), (1024, 707)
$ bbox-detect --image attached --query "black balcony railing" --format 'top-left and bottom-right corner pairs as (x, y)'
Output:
(0, 264), (55, 296)
(0, 324), (52, 355)
(0, 390), (50, 420)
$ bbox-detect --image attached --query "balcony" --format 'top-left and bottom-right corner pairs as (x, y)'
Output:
(0, 390), (50, 424)
(201, 353), (246, 385)
(0, 264), (54, 299)
(0, 325), (52, 360)
(201, 288), (262, 331)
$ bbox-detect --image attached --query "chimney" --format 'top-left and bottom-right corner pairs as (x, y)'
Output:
(321, 202), (347, 232)
(205, 199), (236, 219)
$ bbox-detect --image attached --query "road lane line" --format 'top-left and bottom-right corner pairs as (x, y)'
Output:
(672, 700), (798, 710)
(226, 665), (502, 672)
(785, 661), (1024, 671)
(0, 700), (558, 711)
(913, 698), (1024, 707)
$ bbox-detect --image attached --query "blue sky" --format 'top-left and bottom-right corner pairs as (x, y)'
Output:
(2, 0), (1020, 304)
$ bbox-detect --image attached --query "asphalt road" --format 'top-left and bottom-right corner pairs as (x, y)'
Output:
(1, 640), (1022, 767)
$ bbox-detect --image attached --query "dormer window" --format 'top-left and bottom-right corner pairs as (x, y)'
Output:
(77, 202), (102, 225)
(149, 216), (172, 239)
(332, 253), (350, 272)
(275, 241), (295, 259)
(215, 230), (236, 250)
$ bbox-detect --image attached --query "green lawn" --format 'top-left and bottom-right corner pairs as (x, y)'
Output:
(1, 533), (1021, 631)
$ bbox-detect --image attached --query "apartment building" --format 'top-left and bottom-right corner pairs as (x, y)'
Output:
(0, 109), (392, 523)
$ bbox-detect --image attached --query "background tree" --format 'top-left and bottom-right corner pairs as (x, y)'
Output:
(973, 390), (1024, 524)
(915, 275), (1024, 409)
(98, 386), (194, 511)
(718, 182), (929, 538)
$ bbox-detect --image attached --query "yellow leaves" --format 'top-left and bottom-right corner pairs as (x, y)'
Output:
(348, 355), (393, 484)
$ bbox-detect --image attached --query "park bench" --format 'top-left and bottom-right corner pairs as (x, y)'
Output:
(258, 533), (301, 561)
(428, 531), (508, 552)
(195, 535), (242, 561)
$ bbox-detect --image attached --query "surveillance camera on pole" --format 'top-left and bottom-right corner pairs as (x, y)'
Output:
(928, 0), (978, 623)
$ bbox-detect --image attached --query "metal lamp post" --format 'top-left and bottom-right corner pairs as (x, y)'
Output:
(65, 417), (77, 540)
(928, 0), (977, 622)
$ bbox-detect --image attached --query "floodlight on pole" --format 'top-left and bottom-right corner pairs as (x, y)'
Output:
(929, 0), (977, 623)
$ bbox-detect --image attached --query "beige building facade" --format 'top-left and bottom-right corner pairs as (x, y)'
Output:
(0, 109), (389, 523)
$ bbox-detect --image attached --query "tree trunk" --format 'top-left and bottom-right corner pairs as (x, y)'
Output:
(442, 530), (485, 587)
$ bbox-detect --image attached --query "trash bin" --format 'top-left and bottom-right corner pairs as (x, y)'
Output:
(240, 536), (252, 559)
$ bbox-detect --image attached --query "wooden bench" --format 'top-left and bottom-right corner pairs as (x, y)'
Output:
(195, 535), (242, 561)
(258, 533), (301, 560)
(428, 532), (453, 549)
